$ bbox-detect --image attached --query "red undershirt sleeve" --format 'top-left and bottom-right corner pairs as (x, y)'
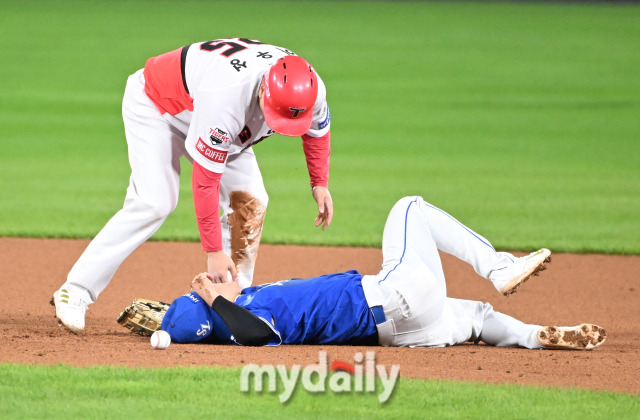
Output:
(192, 161), (223, 252)
(301, 131), (331, 189)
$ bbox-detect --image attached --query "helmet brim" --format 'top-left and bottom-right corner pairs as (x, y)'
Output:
(263, 99), (313, 137)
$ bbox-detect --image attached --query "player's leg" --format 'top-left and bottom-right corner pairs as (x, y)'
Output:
(375, 195), (496, 294)
(53, 69), (185, 331)
(363, 196), (448, 346)
(390, 196), (550, 295)
(437, 298), (542, 348)
(378, 196), (446, 282)
(437, 298), (606, 350)
(66, 70), (185, 302)
(219, 149), (268, 289)
(364, 196), (547, 347)
(371, 195), (505, 346)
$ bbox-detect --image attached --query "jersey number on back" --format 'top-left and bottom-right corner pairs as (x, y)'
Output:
(200, 38), (263, 57)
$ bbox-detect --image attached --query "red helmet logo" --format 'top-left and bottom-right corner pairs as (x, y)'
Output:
(263, 56), (318, 136)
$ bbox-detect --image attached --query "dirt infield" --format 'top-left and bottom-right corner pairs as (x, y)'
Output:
(1, 237), (638, 394)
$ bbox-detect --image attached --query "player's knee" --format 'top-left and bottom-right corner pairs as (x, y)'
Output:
(393, 196), (426, 210)
(156, 201), (177, 220)
(137, 196), (177, 222)
(152, 204), (176, 222)
(394, 196), (413, 209)
(405, 196), (439, 215)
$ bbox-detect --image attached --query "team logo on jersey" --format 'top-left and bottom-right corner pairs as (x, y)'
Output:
(238, 126), (252, 144)
(196, 138), (228, 164)
(209, 127), (230, 145)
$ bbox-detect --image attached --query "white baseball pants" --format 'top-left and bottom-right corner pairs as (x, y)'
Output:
(362, 196), (542, 348)
(65, 69), (266, 304)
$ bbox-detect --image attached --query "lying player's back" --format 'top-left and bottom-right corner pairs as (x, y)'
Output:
(236, 271), (378, 345)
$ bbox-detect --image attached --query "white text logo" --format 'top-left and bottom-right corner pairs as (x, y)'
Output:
(240, 351), (399, 403)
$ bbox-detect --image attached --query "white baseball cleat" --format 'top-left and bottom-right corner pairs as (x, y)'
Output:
(489, 248), (551, 296)
(50, 287), (88, 333)
(537, 324), (607, 350)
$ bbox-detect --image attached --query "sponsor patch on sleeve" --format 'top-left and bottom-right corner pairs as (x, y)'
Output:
(196, 137), (228, 164)
(318, 106), (331, 130)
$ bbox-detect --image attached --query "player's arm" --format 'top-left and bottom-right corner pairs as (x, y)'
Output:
(192, 161), (238, 283)
(210, 296), (275, 346)
(303, 134), (332, 230)
(191, 273), (274, 346)
(302, 77), (332, 230)
(186, 93), (243, 283)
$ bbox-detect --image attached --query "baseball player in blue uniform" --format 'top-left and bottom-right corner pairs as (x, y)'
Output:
(161, 196), (606, 350)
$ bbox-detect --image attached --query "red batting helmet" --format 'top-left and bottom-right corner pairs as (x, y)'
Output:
(262, 55), (318, 136)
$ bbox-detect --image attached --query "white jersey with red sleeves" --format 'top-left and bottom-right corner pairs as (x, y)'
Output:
(143, 38), (331, 174)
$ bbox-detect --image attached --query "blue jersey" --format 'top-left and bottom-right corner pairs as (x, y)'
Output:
(234, 270), (378, 345)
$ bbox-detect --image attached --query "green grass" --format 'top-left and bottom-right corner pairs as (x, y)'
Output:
(0, 364), (637, 420)
(0, 0), (638, 253)
(1, 1), (638, 416)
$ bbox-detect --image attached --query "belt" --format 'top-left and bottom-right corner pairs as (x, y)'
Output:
(370, 305), (386, 325)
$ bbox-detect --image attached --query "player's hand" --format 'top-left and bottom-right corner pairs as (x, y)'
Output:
(312, 186), (333, 231)
(190, 272), (220, 306)
(207, 251), (238, 283)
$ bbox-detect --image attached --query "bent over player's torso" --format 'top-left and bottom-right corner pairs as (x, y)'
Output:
(235, 271), (379, 345)
(143, 37), (330, 173)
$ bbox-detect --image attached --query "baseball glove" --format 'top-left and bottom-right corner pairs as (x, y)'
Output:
(117, 298), (170, 336)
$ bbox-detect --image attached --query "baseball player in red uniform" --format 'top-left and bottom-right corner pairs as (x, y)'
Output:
(52, 38), (333, 332)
